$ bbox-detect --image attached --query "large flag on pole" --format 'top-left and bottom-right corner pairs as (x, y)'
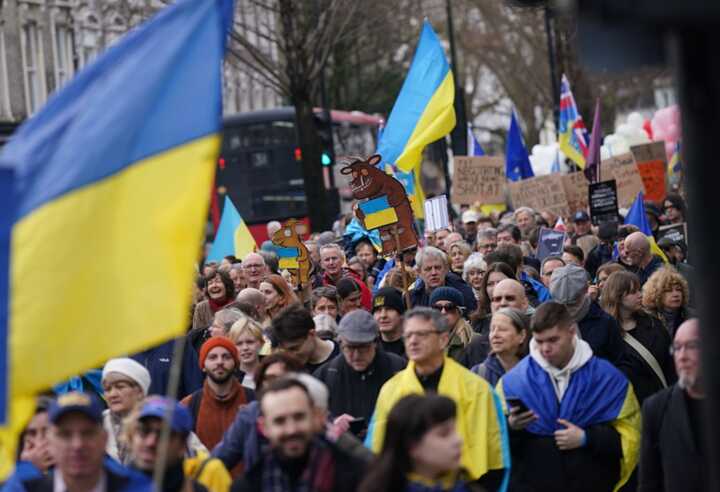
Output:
(206, 196), (257, 262)
(0, 0), (232, 476)
(558, 74), (589, 168)
(376, 19), (456, 173)
(584, 99), (602, 183)
(625, 192), (669, 263)
(506, 110), (535, 181)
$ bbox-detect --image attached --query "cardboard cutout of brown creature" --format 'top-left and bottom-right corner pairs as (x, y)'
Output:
(271, 219), (310, 287)
(341, 154), (418, 255)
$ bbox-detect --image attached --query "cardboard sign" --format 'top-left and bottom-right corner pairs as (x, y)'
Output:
(451, 156), (505, 205)
(562, 172), (589, 214)
(589, 179), (619, 225)
(509, 174), (570, 218)
(424, 195), (450, 232)
(536, 227), (567, 262)
(599, 153), (645, 208)
(631, 142), (667, 203)
(658, 222), (688, 246)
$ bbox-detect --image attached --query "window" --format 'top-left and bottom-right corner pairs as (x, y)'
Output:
(78, 13), (100, 66)
(52, 23), (74, 89)
(21, 21), (47, 114)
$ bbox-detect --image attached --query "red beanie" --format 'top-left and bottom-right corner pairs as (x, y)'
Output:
(198, 336), (239, 369)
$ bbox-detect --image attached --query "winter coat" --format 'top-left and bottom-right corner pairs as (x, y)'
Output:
(577, 301), (626, 367)
(470, 353), (507, 388)
(408, 272), (478, 313)
(131, 337), (204, 400)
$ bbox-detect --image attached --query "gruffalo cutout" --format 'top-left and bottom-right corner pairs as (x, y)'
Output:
(341, 154), (418, 255)
(271, 219), (310, 287)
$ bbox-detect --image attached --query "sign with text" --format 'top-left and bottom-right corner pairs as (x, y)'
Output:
(599, 153), (645, 208)
(424, 195), (450, 232)
(561, 172), (590, 214)
(658, 222), (688, 246)
(509, 174), (570, 218)
(631, 142), (667, 203)
(589, 179), (619, 225)
(536, 227), (567, 263)
(451, 156), (505, 205)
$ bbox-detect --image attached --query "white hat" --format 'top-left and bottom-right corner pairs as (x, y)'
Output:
(462, 210), (481, 224)
(102, 358), (151, 395)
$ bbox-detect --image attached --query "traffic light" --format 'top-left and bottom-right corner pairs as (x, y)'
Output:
(315, 113), (335, 168)
(321, 152), (332, 166)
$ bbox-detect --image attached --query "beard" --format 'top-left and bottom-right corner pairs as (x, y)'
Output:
(207, 367), (234, 384)
(678, 372), (702, 393)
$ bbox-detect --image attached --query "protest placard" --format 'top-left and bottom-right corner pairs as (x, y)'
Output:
(631, 142), (667, 202)
(589, 180), (619, 225)
(424, 195), (450, 232)
(509, 174), (570, 218)
(451, 156), (505, 205)
(561, 172), (589, 214)
(599, 153), (645, 208)
(536, 227), (567, 262)
(658, 222), (688, 246)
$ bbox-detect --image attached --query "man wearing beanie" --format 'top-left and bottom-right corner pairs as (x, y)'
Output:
(372, 287), (406, 358)
(101, 358), (151, 464)
(429, 287), (478, 364)
(314, 310), (406, 436)
(181, 336), (253, 473)
(550, 264), (625, 366)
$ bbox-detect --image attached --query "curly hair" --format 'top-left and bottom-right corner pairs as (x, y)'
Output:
(642, 266), (689, 312)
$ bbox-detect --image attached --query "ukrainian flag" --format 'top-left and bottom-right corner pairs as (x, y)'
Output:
(359, 196), (399, 230)
(376, 20), (455, 173)
(0, 0), (232, 476)
(276, 247), (300, 270)
(625, 192), (669, 263)
(206, 196), (257, 262)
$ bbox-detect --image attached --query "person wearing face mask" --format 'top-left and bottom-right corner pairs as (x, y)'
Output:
(358, 394), (469, 492)
(600, 271), (676, 404)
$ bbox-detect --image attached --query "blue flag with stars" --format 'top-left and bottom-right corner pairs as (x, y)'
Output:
(506, 111), (535, 181)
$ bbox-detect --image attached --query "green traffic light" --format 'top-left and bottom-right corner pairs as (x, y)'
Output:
(321, 153), (332, 166)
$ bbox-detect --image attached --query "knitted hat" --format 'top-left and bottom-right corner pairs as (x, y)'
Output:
(102, 358), (151, 396)
(549, 264), (589, 304)
(372, 287), (406, 314)
(429, 286), (465, 309)
(198, 336), (239, 369)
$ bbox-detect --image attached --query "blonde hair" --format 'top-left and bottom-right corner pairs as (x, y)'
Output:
(228, 315), (264, 344)
(642, 266), (689, 312)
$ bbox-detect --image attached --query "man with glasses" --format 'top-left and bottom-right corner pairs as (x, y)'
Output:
(314, 310), (405, 438)
(639, 318), (705, 492)
(476, 227), (498, 255)
(241, 252), (268, 289)
(367, 307), (510, 489)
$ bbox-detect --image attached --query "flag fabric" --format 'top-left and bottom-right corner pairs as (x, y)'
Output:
(359, 195), (399, 230)
(558, 74), (589, 168)
(506, 111), (535, 181)
(625, 192), (669, 263)
(584, 99), (602, 182)
(468, 125), (485, 156)
(0, 0), (232, 475)
(206, 196), (257, 262)
(376, 20), (456, 173)
(550, 151), (561, 174)
(378, 123), (426, 220)
(276, 247), (300, 270)
(668, 141), (681, 178)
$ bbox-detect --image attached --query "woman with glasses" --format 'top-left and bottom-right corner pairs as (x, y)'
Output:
(470, 308), (529, 386)
(663, 193), (686, 224)
(462, 252), (487, 301)
(642, 266), (693, 338)
(601, 271), (676, 403)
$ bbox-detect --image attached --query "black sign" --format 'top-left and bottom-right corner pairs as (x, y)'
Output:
(536, 227), (567, 263)
(589, 180), (619, 226)
(658, 222), (688, 246)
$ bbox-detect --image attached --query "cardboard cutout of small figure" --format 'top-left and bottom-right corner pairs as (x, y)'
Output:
(341, 154), (418, 255)
(271, 219), (310, 288)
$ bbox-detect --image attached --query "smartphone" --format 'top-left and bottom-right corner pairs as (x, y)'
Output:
(506, 398), (529, 413)
(349, 417), (366, 436)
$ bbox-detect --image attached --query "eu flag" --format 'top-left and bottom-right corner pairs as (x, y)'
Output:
(506, 111), (535, 181)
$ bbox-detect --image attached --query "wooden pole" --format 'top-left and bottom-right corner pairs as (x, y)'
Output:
(393, 225), (412, 310)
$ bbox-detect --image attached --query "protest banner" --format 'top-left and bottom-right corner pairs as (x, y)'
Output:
(589, 179), (619, 225)
(561, 172), (589, 214)
(600, 153), (646, 209)
(631, 141), (667, 203)
(536, 227), (567, 262)
(658, 222), (688, 246)
(451, 156), (505, 205)
(424, 195), (450, 232)
(509, 174), (570, 218)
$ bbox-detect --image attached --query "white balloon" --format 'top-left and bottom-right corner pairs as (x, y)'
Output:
(627, 112), (646, 129)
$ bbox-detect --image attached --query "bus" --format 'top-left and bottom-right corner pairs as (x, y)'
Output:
(215, 106), (382, 243)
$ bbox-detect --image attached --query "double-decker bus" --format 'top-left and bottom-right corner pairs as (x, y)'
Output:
(215, 107), (382, 243)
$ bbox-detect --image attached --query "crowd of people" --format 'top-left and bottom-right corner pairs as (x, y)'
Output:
(4, 192), (702, 492)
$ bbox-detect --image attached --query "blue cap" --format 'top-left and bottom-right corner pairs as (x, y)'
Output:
(49, 392), (103, 424)
(137, 396), (193, 434)
(429, 286), (465, 309)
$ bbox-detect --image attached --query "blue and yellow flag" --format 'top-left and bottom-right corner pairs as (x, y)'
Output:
(276, 247), (300, 270)
(376, 20), (455, 174)
(0, 0), (232, 475)
(558, 74), (589, 168)
(359, 195), (399, 230)
(206, 196), (257, 262)
(625, 192), (669, 263)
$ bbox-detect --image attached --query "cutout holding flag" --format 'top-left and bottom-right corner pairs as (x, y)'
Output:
(558, 74), (589, 168)
(506, 111), (535, 182)
(206, 195), (257, 262)
(376, 19), (456, 173)
(358, 195), (399, 230)
(0, 0), (233, 475)
(625, 192), (669, 263)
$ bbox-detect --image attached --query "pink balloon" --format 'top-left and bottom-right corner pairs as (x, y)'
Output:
(665, 141), (675, 160)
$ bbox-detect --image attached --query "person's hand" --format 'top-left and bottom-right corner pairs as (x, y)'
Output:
(327, 414), (354, 440)
(20, 440), (54, 472)
(554, 419), (586, 450)
(507, 406), (537, 431)
(588, 284), (599, 301)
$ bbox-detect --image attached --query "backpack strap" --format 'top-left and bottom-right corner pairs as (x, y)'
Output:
(623, 332), (668, 388)
(188, 389), (203, 432)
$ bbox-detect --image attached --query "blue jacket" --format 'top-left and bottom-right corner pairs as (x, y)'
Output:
(471, 353), (506, 388)
(131, 337), (204, 400)
(519, 271), (550, 304)
(211, 401), (264, 471)
(409, 272), (477, 313)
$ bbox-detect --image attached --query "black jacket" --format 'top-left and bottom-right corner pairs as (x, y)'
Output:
(509, 423), (622, 492)
(639, 385), (705, 492)
(314, 349), (406, 424)
(409, 272), (478, 313)
(577, 301), (626, 366)
(585, 243), (614, 280)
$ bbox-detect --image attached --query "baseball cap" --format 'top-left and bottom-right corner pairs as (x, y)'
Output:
(337, 310), (379, 344)
(572, 211), (590, 223)
(549, 264), (590, 304)
(49, 392), (103, 424)
(462, 210), (481, 224)
(372, 287), (406, 314)
(138, 396), (193, 434)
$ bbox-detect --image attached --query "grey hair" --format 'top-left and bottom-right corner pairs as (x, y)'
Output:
(462, 253), (487, 282)
(213, 308), (246, 334)
(476, 227), (497, 242)
(404, 306), (450, 333)
(492, 307), (530, 333)
(514, 207), (535, 218)
(289, 373), (329, 411)
(319, 242), (345, 258)
(415, 246), (448, 270)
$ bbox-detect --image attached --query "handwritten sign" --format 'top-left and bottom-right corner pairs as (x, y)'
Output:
(589, 180), (619, 225)
(509, 174), (570, 218)
(424, 195), (450, 233)
(561, 172), (589, 214)
(631, 142), (667, 202)
(451, 156), (505, 205)
(599, 153), (645, 208)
